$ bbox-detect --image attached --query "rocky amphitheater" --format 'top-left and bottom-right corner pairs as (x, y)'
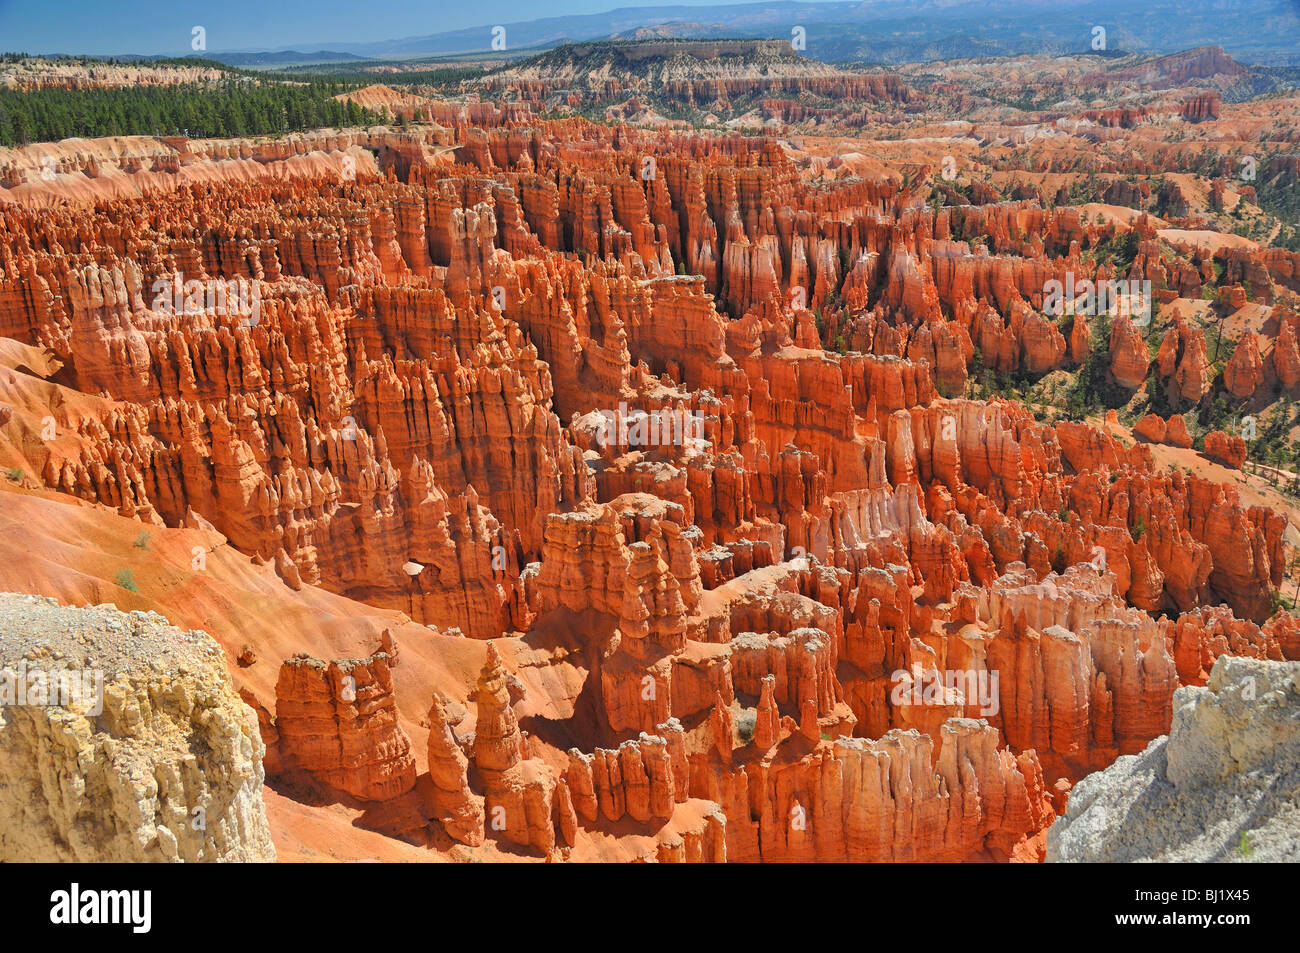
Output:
(1, 42), (1298, 863)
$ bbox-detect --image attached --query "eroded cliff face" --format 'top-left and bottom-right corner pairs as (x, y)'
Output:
(0, 593), (275, 862)
(274, 650), (417, 802)
(0, 108), (1295, 864)
(456, 40), (917, 123)
(1047, 656), (1300, 863)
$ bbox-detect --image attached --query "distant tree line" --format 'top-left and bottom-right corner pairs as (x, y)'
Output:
(0, 53), (261, 75)
(0, 80), (386, 146)
(279, 64), (486, 89)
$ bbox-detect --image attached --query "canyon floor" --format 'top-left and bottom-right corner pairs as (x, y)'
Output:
(1, 40), (1298, 862)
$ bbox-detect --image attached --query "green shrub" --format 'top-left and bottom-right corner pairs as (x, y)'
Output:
(735, 709), (757, 744)
(1237, 831), (1254, 858)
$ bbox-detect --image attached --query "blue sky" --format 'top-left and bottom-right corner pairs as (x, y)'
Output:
(0, 0), (774, 56)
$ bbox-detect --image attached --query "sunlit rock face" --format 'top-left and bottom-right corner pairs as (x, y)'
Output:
(1, 51), (1297, 862)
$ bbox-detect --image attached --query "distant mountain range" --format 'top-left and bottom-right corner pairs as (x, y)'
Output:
(211, 50), (370, 68)
(204, 0), (1300, 68)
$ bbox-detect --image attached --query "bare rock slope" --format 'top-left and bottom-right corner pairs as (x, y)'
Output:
(1048, 656), (1300, 863)
(0, 593), (276, 862)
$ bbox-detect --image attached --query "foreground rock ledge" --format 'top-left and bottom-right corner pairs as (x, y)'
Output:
(1047, 655), (1300, 863)
(0, 592), (276, 862)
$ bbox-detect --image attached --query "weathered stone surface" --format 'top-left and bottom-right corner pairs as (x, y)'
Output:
(1204, 430), (1247, 469)
(1108, 317), (1150, 389)
(1048, 657), (1300, 863)
(275, 650), (417, 802)
(427, 692), (485, 846)
(1224, 331), (1264, 398)
(472, 644), (572, 853)
(0, 594), (275, 862)
(0, 80), (1293, 865)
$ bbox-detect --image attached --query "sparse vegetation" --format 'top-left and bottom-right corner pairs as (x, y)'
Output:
(1237, 831), (1254, 857)
(735, 709), (757, 745)
(1063, 326), (1132, 417)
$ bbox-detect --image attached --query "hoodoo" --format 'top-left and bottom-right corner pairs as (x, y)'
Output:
(0, 17), (1298, 870)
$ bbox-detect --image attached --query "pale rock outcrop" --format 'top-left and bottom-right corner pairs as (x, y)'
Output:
(1048, 656), (1300, 862)
(0, 594), (275, 862)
